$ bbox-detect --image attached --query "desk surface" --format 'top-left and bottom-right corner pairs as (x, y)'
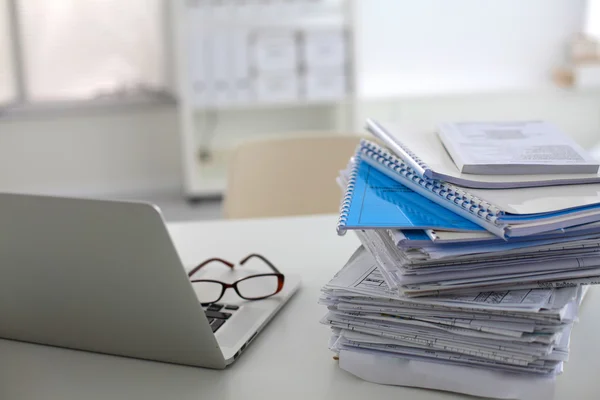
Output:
(1, 214), (599, 400)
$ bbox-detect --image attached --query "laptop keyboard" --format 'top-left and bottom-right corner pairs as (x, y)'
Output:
(203, 303), (240, 333)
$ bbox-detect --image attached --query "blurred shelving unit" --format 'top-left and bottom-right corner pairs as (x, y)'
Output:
(171, 0), (356, 199)
(171, 0), (598, 200)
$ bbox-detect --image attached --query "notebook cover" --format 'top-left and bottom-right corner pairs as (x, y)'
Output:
(339, 158), (483, 232)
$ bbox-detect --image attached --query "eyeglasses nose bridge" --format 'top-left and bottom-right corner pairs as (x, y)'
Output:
(212, 282), (235, 304)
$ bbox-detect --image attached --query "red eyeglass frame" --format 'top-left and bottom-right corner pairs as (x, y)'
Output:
(188, 253), (285, 305)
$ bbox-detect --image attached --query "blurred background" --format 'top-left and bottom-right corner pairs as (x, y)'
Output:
(1, 0), (600, 221)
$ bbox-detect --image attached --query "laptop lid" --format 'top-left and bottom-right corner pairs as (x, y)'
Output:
(0, 193), (226, 368)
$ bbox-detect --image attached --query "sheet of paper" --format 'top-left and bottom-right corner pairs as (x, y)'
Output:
(338, 348), (557, 400)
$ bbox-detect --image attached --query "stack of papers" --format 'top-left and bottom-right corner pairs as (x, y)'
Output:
(320, 248), (584, 376)
(321, 119), (599, 399)
(359, 228), (600, 297)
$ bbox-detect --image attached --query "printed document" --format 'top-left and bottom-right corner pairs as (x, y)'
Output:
(438, 121), (599, 175)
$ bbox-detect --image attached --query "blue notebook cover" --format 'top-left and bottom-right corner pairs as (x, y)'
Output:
(337, 157), (484, 234)
(402, 230), (431, 241)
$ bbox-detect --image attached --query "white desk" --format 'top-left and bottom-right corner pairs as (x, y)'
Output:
(1, 214), (599, 400)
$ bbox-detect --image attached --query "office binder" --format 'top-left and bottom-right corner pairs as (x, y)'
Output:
(366, 119), (600, 189)
(355, 140), (600, 238)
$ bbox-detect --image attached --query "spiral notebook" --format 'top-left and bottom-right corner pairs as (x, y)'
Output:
(354, 140), (600, 238)
(366, 119), (600, 189)
(336, 157), (484, 234)
(427, 220), (600, 244)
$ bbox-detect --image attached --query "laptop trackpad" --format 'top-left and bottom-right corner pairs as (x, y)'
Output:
(215, 306), (267, 349)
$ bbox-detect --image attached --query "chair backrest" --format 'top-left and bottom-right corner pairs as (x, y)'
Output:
(224, 135), (361, 219)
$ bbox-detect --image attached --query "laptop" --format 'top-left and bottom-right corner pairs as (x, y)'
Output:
(0, 193), (300, 369)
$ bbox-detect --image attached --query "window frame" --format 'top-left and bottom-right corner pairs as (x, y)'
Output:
(0, 0), (175, 120)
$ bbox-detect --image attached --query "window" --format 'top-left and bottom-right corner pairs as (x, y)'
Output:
(585, 0), (600, 40)
(0, 0), (15, 104)
(1, 0), (167, 108)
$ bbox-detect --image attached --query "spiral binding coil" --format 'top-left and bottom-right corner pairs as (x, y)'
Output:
(336, 153), (362, 235)
(366, 119), (430, 173)
(359, 140), (503, 225)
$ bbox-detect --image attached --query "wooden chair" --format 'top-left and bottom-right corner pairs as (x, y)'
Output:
(223, 135), (361, 219)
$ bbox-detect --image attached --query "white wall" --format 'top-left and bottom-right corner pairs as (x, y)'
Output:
(354, 0), (585, 98)
(0, 104), (342, 197)
(0, 106), (182, 196)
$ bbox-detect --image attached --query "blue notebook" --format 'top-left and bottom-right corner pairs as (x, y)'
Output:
(336, 156), (484, 234)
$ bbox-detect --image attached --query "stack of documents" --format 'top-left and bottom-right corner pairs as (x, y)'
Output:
(319, 247), (587, 399)
(321, 248), (584, 375)
(321, 119), (599, 399)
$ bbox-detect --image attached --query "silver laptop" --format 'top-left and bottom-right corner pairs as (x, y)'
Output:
(0, 193), (300, 369)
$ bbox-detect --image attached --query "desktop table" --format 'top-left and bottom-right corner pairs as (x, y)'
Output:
(1, 214), (599, 400)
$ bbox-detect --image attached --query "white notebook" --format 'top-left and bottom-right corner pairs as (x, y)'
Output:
(425, 220), (600, 243)
(439, 121), (599, 175)
(366, 119), (600, 189)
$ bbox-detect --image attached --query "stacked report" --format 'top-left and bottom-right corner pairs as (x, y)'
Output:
(320, 119), (598, 400)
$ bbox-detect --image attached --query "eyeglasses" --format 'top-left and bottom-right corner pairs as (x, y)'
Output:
(188, 253), (285, 305)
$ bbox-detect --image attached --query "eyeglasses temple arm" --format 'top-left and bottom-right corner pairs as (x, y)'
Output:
(188, 258), (235, 278)
(239, 253), (282, 274)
